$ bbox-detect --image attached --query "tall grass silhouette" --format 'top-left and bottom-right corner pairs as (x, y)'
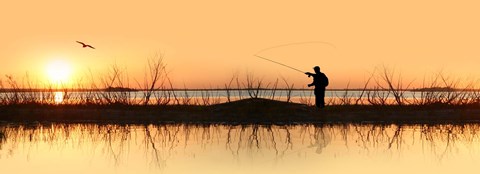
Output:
(1, 59), (480, 108)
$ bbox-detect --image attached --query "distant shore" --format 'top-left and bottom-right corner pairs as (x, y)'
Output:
(2, 98), (480, 124)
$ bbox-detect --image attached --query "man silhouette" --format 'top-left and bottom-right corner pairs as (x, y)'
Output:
(305, 66), (329, 108)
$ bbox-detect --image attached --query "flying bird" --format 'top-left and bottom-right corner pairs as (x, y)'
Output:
(76, 41), (95, 49)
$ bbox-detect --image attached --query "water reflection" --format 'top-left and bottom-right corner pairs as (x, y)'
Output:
(1, 123), (480, 174)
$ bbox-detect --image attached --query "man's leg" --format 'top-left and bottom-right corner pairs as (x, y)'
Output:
(319, 89), (325, 108)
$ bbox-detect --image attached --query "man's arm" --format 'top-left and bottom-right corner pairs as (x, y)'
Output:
(305, 72), (314, 77)
(305, 72), (314, 87)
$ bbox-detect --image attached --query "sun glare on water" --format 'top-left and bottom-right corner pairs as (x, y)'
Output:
(54, 91), (64, 104)
(46, 60), (72, 84)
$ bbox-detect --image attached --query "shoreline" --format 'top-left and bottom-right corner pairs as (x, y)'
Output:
(2, 98), (480, 124)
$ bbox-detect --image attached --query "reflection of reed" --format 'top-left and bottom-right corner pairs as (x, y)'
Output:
(0, 127), (5, 150)
(99, 125), (131, 165)
(142, 124), (181, 170)
(418, 124), (479, 161)
(1, 123), (480, 168)
(343, 124), (480, 161)
(225, 125), (293, 157)
(350, 124), (404, 152)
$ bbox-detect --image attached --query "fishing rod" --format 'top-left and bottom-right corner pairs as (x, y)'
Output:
(254, 55), (305, 74)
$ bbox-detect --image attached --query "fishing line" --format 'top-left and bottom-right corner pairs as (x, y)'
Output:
(254, 41), (336, 74)
(255, 41), (336, 55)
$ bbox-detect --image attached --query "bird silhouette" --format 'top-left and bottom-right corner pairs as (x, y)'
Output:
(76, 41), (95, 49)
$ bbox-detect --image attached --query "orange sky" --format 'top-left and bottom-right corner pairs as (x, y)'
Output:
(1, 0), (480, 89)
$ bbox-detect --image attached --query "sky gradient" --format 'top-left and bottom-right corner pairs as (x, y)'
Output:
(2, 0), (480, 88)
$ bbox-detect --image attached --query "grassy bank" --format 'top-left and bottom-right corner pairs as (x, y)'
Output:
(2, 98), (480, 124)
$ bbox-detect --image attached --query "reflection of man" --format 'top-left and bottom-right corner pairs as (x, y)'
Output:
(305, 66), (329, 108)
(308, 129), (332, 154)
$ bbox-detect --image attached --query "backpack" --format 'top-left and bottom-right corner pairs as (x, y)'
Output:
(321, 73), (329, 87)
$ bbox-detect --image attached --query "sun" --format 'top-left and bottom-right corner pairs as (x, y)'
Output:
(46, 60), (72, 83)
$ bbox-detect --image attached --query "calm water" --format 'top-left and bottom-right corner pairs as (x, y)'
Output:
(1, 123), (480, 174)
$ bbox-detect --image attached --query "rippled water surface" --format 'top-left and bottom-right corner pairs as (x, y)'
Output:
(1, 123), (480, 174)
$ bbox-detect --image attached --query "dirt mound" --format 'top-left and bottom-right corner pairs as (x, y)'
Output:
(209, 98), (314, 119)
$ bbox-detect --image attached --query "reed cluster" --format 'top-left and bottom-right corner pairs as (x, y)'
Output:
(328, 67), (480, 107)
